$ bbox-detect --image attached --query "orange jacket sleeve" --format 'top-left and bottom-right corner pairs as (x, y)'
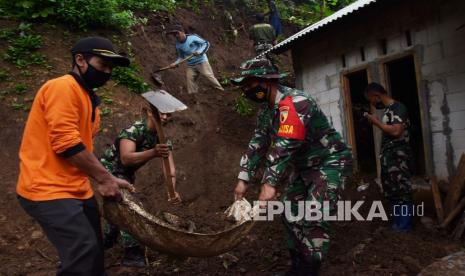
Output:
(41, 80), (85, 155)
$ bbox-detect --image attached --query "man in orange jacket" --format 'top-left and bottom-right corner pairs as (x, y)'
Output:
(16, 37), (134, 276)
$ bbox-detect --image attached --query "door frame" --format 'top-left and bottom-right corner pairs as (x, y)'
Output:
(341, 65), (374, 174)
(378, 49), (432, 177)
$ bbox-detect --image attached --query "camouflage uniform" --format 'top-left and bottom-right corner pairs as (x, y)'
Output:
(100, 120), (158, 248)
(238, 85), (352, 263)
(380, 102), (413, 204)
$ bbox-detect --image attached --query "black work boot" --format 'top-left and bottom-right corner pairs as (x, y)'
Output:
(121, 246), (146, 267)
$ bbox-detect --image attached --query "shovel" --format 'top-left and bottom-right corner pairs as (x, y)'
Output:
(141, 90), (188, 199)
(153, 54), (195, 73)
(151, 54), (195, 87)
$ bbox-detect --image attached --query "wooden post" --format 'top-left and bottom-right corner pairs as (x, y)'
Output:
(148, 107), (176, 199)
(444, 154), (465, 214)
(452, 211), (465, 240)
(431, 176), (445, 223)
(440, 196), (465, 229)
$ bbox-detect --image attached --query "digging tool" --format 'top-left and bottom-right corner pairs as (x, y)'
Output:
(150, 53), (194, 87)
(137, 23), (193, 86)
(151, 54), (194, 87)
(141, 90), (187, 199)
(153, 54), (194, 73)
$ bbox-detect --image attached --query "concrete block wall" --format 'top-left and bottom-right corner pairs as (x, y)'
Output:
(292, 0), (465, 179)
(298, 53), (345, 136)
(415, 3), (465, 178)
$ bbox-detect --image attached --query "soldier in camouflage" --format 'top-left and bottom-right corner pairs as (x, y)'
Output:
(363, 82), (413, 232)
(231, 58), (352, 276)
(100, 108), (180, 267)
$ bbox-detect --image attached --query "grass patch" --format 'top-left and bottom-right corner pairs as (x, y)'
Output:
(234, 94), (254, 116)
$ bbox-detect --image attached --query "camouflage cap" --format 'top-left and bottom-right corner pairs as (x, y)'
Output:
(230, 58), (281, 85)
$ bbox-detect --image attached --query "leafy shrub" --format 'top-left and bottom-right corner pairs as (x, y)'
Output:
(14, 83), (28, 94)
(2, 24), (47, 68)
(0, 0), (178, 30)
(111, 62), (150, 94)
(100, 106), (111, 117)
(0, 28), (15, 41)
(117, 0), (177, 12)
(238, 0), (356, 28)
(234, 94), (254, 116)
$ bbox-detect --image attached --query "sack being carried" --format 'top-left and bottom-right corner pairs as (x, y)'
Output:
(224, 198), (259, 222)
(103, 190), (256, 257)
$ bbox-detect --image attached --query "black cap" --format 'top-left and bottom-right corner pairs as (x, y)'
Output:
(71, 36), (130, 67)
(166, 25), (184, 34)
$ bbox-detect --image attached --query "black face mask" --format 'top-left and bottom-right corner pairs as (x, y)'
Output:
(375, 102), (385, 110)
(81, 62), (111, 89)
(243, 84), (268, 103)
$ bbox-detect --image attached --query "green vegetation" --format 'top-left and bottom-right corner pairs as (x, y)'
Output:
(0, 70), (9, 83)
(0, 28), (15, 40)
(102, 98), (114, 104)
(234, 94), (254, 116)
(237, 0), (356, 28)
(13, 83), (28, 94)
(0, 91), (7, 101)
(111, 62), (151, 94)
(100, 106), (111, 117)
(11, 102), (24, 110)
(282, 0), (357, 27)
(2, 23), (48, 68)
(0, 0), (178, 30)
(20, 70), (33, 77)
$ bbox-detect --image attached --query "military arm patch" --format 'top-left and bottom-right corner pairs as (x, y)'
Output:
(277, 96), (306, 140)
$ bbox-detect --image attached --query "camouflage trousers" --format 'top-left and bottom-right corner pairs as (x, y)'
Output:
(380, 145), (413, 204)
(282, 165), (348, 263)
(103, 220), (139, 249)
(254, 43), (273, 55)
(102, 172), (139, 249)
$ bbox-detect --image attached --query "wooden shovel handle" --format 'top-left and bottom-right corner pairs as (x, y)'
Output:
(154, 54), (195, 73)
(146, 107), (176, 199)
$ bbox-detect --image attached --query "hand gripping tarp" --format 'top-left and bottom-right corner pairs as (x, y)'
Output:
(103, 190), (255, 257)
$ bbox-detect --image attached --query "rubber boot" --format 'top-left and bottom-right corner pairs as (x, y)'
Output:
(396, 202), (413, 232)
(121, 246), (146, 267)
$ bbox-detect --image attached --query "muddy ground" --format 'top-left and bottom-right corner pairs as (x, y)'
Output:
(0, 7), (463, 276)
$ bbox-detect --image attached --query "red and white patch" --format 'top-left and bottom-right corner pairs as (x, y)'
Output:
(277, 96), (306, 140)
(279, 106), (289, 123)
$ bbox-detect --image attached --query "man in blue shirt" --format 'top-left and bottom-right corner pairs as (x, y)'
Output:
(167, 25), (224, 94)
(266, 0), (283, 36)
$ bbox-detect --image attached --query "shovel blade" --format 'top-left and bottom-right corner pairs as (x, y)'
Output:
(141, 90), (188, 114)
